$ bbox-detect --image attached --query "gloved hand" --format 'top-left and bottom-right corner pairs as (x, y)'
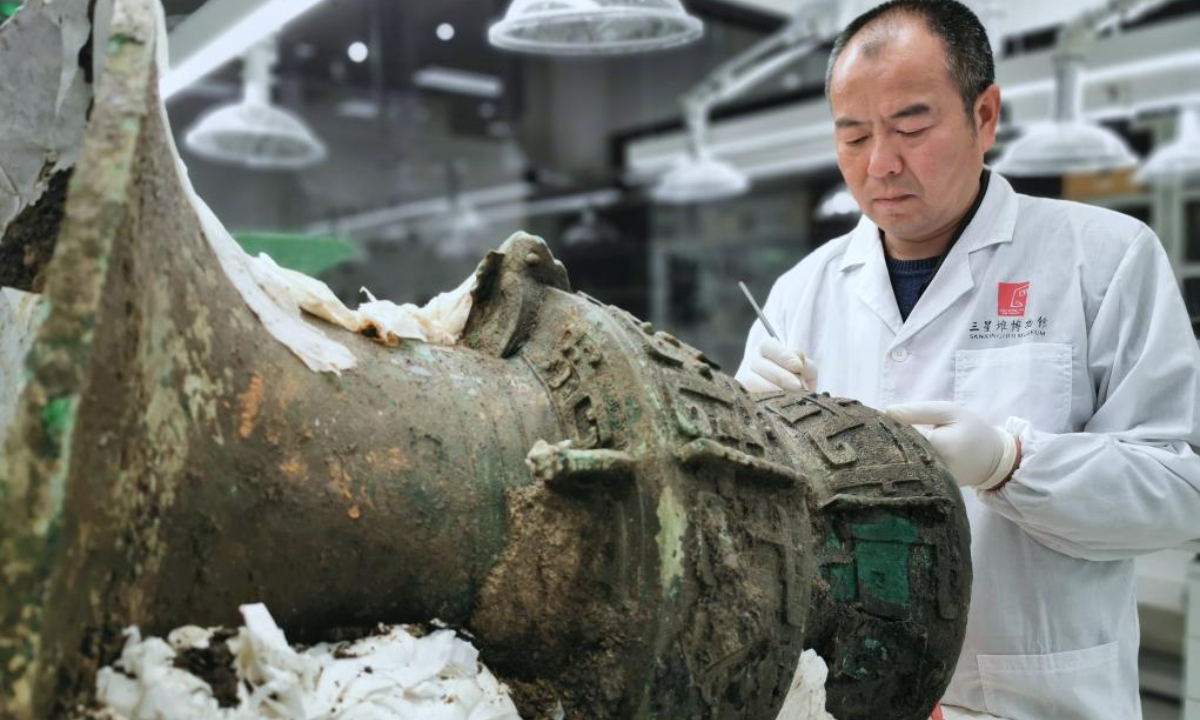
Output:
(885, 401), (1019, 490)
(741, 337), (818, 393)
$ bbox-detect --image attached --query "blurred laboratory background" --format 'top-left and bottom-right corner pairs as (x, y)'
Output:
(111, 0), (1200, 716)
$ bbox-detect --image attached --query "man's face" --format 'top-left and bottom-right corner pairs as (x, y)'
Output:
(829, 18), (998, 247)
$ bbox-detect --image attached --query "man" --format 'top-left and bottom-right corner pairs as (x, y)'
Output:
(735, 1), (1200, 719)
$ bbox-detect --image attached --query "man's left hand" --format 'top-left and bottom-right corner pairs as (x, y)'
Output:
(885, 401), (1020, 490)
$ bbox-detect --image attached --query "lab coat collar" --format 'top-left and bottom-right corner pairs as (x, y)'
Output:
(838, 171), (1019, 341)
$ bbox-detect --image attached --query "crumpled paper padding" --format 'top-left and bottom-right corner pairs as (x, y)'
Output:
(774, 649), (839, 720)
(249, 252), (477, 349)
(93, 602), (523, 720)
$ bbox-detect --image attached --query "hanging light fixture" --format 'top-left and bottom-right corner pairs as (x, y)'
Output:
(649, 0), (837, 204)
(436, 201), (485, 258)
(992, 1), (1158, 177)
(652, 102), (748, 204)
(563, 207), (620, 246)
(993, 52), (1137, 176)
(814, 183), (860, 221)
(433, 161), (486, 258)
(489, 0), (703, 56)
(185, 38), (326, 170)
(1136, 104), (1200, 185)
(652, 147), (749, 204)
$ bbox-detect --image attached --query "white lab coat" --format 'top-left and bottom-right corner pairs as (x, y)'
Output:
(736, 173), (1200, 720)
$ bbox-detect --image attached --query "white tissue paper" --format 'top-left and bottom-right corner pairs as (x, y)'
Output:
(92, 602), (522, 720)
(247, 252), (478, 349)
(774, 649), (839, 720)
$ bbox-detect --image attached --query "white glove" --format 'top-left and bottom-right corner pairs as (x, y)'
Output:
(885, 401), (1018, 490)
(742, 337), (818, 393)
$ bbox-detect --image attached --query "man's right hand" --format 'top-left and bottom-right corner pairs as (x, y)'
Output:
(741, 337), (818, 393)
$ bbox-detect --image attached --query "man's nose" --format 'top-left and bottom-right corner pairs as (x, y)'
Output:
(867, 135), (903, 178)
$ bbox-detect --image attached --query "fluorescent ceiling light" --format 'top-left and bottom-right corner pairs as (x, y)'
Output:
(413, 66), (503, 99)
(162, 0), (327, 100)
(1136, 104), (1200, 185)
(489, 0), (703, 56)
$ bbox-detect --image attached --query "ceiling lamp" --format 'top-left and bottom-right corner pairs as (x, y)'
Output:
(652, 149), (748, 204)
(992, 1), (1158, 177)
(814, 184), (860, 221)
(649, 0), (838, 204)
(185, 39), (326, 170)
(489, 0), (703, 56)
(563, 207), (620, 246)
(433, 161), (486, 258)
(1136, 104), (1200, 185)
(992, 53), (1137, 176)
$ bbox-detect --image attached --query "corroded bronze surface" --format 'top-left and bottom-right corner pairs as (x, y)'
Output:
(0, 2), (970, 719)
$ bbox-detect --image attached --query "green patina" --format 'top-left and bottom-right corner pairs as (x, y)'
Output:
(107, 32), (143, 50)
(605, 396), (623, 437)
(914, 544), (933, 569)
(822, 563), (857, 601)
(40, 396), (75, 458)
(839, 636), (889, 680)
(850, 515), (918, 608)
(856, 542), (911, 606)
(840, 653), (869, 680)
(851, 515), (918, 543)
(623, 396), (643, 425)
(410, 344), (438, 363)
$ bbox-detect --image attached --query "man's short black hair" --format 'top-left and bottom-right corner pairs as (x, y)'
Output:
(824, 0), (995, 116)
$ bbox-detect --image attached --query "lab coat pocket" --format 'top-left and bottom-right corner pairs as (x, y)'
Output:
(954, 343), (1072, 433)
(977, 642), (1129, 720)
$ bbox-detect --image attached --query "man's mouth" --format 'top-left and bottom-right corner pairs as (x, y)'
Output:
(874, 194), (915, 206)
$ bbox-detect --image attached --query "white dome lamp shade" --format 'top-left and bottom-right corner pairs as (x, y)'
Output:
(814, 184), (861, 221)
(563, 207), (620, 246)
(185, 39), (327, 171)
(651, 110), (749, 204)
(489, 0), (703, 56)
(993, 53), (1137, 177)
(651, 150), (749, 204)
(1136, 104), (1200, 185)
(436, 161), (487, 258)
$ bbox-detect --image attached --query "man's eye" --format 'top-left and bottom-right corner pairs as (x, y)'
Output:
(899, 127), (929, 137)
(846, 136), (868, 146)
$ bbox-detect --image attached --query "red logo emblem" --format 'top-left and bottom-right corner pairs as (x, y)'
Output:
(998, 281), (1030, 317)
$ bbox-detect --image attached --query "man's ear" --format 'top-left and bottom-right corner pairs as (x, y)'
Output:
(975, 84), (1002, 151)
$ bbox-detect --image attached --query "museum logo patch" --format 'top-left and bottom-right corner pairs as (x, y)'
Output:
(997, 281), (1030, 317)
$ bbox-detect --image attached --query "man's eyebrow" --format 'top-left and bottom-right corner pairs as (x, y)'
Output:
(833, 104), (931, 129)
(889, 103), (932, 120)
